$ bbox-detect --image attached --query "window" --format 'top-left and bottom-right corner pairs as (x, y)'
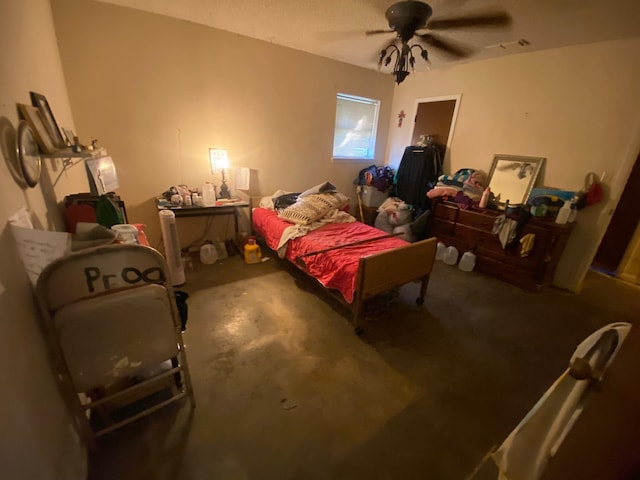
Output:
(333, 93), (380, 161)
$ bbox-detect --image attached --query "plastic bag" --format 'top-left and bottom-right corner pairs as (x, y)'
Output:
(586, 177), (603, 206)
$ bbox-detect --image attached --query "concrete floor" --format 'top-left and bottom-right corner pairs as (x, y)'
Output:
(89, 251), (640, 480)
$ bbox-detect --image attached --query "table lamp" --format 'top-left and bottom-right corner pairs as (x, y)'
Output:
(209, 148), (231, 199)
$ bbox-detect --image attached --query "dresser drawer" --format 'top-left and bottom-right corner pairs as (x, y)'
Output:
(430, 200), (573, 291)
(433, 202), (496, 231)
(432, 219), (544, 268)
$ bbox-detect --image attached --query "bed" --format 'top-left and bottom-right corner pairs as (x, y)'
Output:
(251, 194), (437, 333)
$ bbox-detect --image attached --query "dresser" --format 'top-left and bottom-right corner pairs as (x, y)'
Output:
(430, 200), (574, 292)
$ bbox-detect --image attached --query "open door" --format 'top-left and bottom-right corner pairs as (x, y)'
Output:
(410, 94), (461, 166)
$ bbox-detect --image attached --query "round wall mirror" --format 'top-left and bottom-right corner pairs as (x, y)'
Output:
(16, 120), (41, 188)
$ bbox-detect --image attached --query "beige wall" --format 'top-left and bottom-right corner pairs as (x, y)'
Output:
(387, 38), (640, 292)
(51, 0), (395, 248)
(0, 0), (87, 478)
(48, 0), (640, 290)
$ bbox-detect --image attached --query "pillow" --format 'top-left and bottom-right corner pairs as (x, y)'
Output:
(279, 192), (349, 225)
(258, 196), (274, 209)
(258, 189), (292, 210)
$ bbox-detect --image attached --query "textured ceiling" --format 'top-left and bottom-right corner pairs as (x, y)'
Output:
(98, 0), (640, 71)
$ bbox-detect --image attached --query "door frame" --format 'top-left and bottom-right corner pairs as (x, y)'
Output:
(408, 94), (462, 169)
(577, 114), (640, 291)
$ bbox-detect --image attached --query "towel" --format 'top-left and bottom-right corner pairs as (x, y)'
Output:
(233, 167), (251, 190)
(492, 215), (518, 249)
(519, 233), (535, 257)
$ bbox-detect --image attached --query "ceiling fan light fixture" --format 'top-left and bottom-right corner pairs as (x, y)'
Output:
(381, 40), (430, 83)
(368, 0), (511, 85)
(378, 48), (388, 69)
(394, 70), (411, 84)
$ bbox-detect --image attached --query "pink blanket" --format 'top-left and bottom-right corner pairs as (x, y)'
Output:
(252, 208), (408, 303)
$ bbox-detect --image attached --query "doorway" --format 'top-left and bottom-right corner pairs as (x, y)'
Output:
(409, 94), (461, 168)
(591, 151), (640, 279)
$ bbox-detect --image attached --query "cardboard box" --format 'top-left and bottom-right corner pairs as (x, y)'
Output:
(361, 186), (388, 207)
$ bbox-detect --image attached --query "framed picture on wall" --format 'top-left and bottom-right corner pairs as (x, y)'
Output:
(30, 91), (67, 149)
(62, 127), (76, 147)
(17, 103), (58, 154)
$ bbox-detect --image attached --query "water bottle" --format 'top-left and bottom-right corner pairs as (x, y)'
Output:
(568, 199), (578, 223)
(555, 200), (571, 224)
(435, 242), (446, 261)
(458, 250), (476, 272)
(443, 246), (459, 265)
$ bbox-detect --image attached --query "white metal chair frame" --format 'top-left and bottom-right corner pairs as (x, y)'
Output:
(35, 244), (195, 447)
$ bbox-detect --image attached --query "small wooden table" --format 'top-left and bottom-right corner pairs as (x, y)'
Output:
(156, 200), (250, 237)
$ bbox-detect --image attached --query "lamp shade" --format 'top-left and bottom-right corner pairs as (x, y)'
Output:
(209, 148), (229, 173)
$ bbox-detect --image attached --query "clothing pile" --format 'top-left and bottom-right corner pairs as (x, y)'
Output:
(353, 165), (395, 193)
(427, 168), (488, 207)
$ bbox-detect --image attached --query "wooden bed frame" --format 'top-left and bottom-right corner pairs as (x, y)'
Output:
(348, 237), (437, 333)
(250, 197), (437, 333)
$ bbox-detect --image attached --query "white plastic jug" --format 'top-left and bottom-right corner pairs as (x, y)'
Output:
(458, 250), (476, 272)
(202, 182), (216, 207)
(435, 242), (446, 261)
(443, 246), (459, 265)
(200, 243), (218, 264)
(111, 224), (139, 244)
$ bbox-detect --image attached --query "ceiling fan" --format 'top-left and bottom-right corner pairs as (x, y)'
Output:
(367, 0), (512, 84)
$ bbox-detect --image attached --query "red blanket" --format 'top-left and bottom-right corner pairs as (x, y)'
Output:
(252, 208), (408, 303)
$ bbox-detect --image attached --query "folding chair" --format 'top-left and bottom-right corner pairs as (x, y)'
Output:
(35, 244), (195, 447)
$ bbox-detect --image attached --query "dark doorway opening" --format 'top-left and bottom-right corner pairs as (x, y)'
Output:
(591, 151), (640, 276)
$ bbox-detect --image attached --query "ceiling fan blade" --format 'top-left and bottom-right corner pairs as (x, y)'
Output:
(418, 33), (472, 59)
(426, 11), (512, 30)
(366, 29), (395, 36)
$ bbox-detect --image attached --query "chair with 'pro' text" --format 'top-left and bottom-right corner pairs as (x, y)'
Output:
(35, 244), (195, 447)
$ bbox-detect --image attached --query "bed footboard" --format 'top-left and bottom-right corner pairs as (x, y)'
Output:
(352, 237), (437, 333)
